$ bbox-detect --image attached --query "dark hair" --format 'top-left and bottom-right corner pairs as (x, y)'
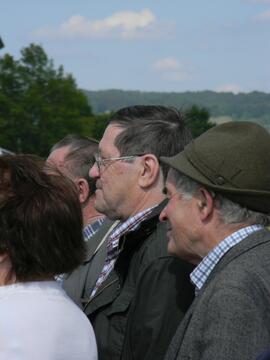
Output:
(109, 106), (192, 178)
(0, 154), (85, 282)
(50, 134), (98, 196)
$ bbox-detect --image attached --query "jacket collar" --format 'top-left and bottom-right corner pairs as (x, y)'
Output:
(166, 228), (270, 360)
(202, 227), (270, 292)
(85, 218), (117, 261)
(85, 200), (167, 262)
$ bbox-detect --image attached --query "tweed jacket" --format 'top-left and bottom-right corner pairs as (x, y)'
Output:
(165, 228), (270, 360)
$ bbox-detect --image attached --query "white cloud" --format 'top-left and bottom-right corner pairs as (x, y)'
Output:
(34, 10), (161, 39)
(255, 9), (270, 20)
(215, 84), (242, 94)
(152, 57), (193, 82)
(162, 71), (189, 82)
(152, 58), (180, 71)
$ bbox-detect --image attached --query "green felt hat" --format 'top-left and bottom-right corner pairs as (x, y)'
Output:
(160, 121), (270, 213)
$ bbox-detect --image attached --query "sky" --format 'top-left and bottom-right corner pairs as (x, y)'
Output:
(1, 0), (270, 93)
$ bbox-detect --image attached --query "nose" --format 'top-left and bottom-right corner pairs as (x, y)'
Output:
(89, 162), (99, 179)
(159, 206), (168, 222)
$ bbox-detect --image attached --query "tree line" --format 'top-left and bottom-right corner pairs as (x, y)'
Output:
(0, 44), (214, 156)
(85, 89), (270, 123)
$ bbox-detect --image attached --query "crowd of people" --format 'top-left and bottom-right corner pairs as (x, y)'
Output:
(1, 105), (270, 360)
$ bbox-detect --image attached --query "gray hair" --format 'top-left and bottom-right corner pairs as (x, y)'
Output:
(109, 106), (192, 178)
(169, 168), (270, 226)
(50, 134), (98, 197)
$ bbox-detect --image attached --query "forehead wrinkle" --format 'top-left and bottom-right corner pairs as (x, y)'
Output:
(98, 144), (120, 158)
(99, 126), (123, 157)
(98, 135), (112, 157)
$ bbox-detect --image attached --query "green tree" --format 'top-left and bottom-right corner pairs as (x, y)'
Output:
(86, 112), (111, 140)
(185, 105), (214, 138)
(0, 43), (93, 156)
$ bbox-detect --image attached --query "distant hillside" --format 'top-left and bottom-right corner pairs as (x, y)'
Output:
(83, 89), (270, 130)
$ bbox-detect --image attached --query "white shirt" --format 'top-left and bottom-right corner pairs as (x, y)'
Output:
(0, 281), (97, 360)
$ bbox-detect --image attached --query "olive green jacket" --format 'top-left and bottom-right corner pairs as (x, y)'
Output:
(81, 202), (195, 360)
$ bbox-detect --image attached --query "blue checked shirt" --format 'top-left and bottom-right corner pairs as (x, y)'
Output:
(90, 206), (155, 298)
(190, 225), (263, 295)
(83, 217), (105, 242)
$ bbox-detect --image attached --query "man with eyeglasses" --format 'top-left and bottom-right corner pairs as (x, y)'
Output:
(64, 105), (195, 360)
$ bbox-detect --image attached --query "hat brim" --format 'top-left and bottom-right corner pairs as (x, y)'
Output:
(160, 152), (270, 213)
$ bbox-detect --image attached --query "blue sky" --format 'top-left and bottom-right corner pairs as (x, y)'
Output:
(1, 0), (270, 93)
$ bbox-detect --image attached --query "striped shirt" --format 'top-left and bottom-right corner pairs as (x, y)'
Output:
(190, 225), (263, 295)
(90, 206), (155, 298)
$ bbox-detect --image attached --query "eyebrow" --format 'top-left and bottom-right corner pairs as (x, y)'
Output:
(98, 148), (110, 158)
(97, 149), (105, 158)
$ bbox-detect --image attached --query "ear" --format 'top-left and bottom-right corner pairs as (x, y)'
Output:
(195, 187), (215, 221)
(75, 178), (90, 204)
(138, 154), (160, 188)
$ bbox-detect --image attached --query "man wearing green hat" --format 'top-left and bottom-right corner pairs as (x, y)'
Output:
(159, 121), (270, 360)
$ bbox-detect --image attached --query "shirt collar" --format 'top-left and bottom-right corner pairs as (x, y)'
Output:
(109, 205), (157, 243)
(190, 225), (263, 295)
(83, 217), (105, 242)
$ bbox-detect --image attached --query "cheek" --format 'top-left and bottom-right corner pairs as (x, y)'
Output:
(99, 176), (119, 202)
(102, 178), (118, 197)
(99, 172), (111, 189)
(166, 221), (180, 254)
(171, 220), (187, 247)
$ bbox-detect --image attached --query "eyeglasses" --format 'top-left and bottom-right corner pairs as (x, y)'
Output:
(94, 153), (144, 172)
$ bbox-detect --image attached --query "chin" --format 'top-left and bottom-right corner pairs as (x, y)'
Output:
(94, 201), (106, 215)
(94, 203), (116, 220)
(167, 239), (178, 256)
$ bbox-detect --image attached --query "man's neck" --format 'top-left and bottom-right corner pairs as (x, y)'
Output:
(195, 221), (250, 264)
(121, 191), (166, 222)
(83, 197), (104, 227)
